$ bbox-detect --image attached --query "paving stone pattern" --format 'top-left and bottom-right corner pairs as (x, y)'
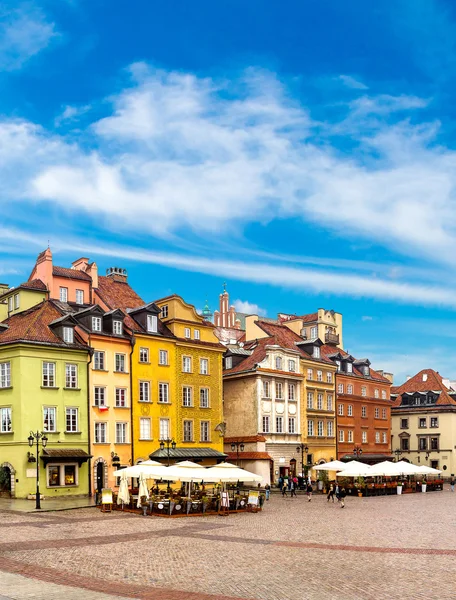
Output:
(1, 490), (455, 599)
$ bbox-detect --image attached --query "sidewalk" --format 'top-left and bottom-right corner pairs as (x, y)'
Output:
(0, 495), (96, 513)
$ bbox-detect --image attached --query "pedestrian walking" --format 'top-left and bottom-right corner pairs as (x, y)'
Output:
(335, 483), (341, 505)
(278, 476), (283, 492)
(290, 479), (297, 498)
(327, 482), (335, 503)
(265, 484), (270, 501)
(340, 487), (347, 508)
(306, 481), (313, 502)
(450, 475), (455, 492)
(282, 482), (288, 497)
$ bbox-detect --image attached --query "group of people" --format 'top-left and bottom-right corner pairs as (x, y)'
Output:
(278, 476), (313, 501)
(326, 482), (346, 508)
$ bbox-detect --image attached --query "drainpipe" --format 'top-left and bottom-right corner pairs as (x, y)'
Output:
(87, 340), (94, 496)
(129, 335), (136, 466)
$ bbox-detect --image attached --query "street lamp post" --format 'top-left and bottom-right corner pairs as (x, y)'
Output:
(394, 448), (402, 462)
(353, 446), (363, 460)
(230, 441), (245, 466)
(296, 444), (309, 479)
(159, 438), (176, 466)
(28, 431), (48, 510)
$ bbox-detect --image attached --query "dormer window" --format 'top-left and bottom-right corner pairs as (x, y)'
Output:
(275, 356), (283, 370)
(92, 317), (102, 332)
(161, 305), (168, 318)
(194, 329), (200, 340)
(184, 327), (191, 338)
(313, 346), (320, 359)
(63, 327), (74, 344)
(288, 359), (296, 372)
(225, 357), (233, 369)
(14, 294), (19, 309)
(113, 320), (123, 335)
(8, 297), (13, 312)
(310, 326), (317, 339)
(363, 366), (369, 376)
(335, 360), (341, 372)
(346, 362), (353, 373)
(147, 315), (158, 333)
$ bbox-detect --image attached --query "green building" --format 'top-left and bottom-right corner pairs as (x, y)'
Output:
(0, 299), (91, 499)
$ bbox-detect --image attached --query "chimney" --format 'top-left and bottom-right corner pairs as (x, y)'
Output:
(106, 267), (128, 283)
(86, 262), (98, 289)
(72, 257), (90, 271)
(0, 283), (9, 294)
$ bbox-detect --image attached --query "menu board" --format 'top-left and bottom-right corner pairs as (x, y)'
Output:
(102, 488), (113, 504)
(221, 492), (230, 507)
(248, 490), (259, 505)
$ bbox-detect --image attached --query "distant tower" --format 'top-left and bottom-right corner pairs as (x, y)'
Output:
(213, 283), (237, 328)
(201, 299), (213, 322)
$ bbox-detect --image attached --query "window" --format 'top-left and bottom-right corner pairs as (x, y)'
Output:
(381, 390), (387, 400)
(65, 364), (77, 388)
(94, 422), (107, 443)
(113, 320), (123, 335)
(317, 370), (323, 382)
(401, 437), (409, 451)
(288, 383), (296, 400)
(401, 418), (408, 429)
(347, 430), (353, 443)
(382, 432), (387, 443)
(94, 387), (106, 407)
(419, 418), (427, 428)
(375, 432), (380, 443)
(327, 372), (333, 383)
(139, 418), (151, 440)
(115, 388), (127, 407)
(430, 417), (438, 428)
(327, 395), (333, 411)
(308, 420), (314, 436)
(59, 287), (68, 302)
(200, 358), (209, 375)
(63, 327), (74, 344)
(225, 357), (232, 369)
(276, 416), (283, 433)
(335, 360), (341, 372)
(339, 429), (344, 443)
(159, 382), (169, 403)
(307, 392), (314, 409)
(288, 360), (296, 372)
(317, 420), (324, 436)
(307, 369), (313, 380)
(431, 437), (439, 450)
(115, 354), (126, 373)
(361, 386), (367, 397)
(194, 329), (200, 340)
(338, 383), (344, 394)
(310, 326), (317, 338)
(313, 346), (320, 359)
(374, 389), (379, 399)
(139, 347), (149, 363)
(419, 438), (427, 451)
(159, 418), (169, 440)
(200, 388), (209, 408)
(262, 416), (270, 433)
(8, 297), (12, 312)
(182, 356), (192, 373)
(375, 408), (380, 419)
(159, 350), (168, 365)
(382, 408), (387, 419)
(338, 404), (344, 416)
(182, 386), (192, 407)
(47, 464), (78, 487)
(362, 431), (367, 443)
(276, 382), (283, 399)
(346, 362), (353, 373)
(347, 384), (353, 394)
(116, 422), (127, 444)
(317, 393), (324, 410)
(147, 315), (158, 333)
(200, 421), (210, 442)
(347, 404), (353, 417)
(14, 294), (19, 309)
(139, 381), (150, 403)
(75, 289), (84, 305)
(94, 351), (105, 370)
(183, 420), (193, 442)
(0, 362), (11, 388)
(160, 304), (169, 319)
(184, 327), (191, 339)
(288, 417), (296, 433)
(0, 407), (12, 432)
(42, 362), (55, 387)
(361, 406), (367, 418)
(327, 420), (334, 437)
(92, 317), (102, 332)
(275, 356), (283, 370)
(43, 407), (56, 432)
(263, 380), (270, 398)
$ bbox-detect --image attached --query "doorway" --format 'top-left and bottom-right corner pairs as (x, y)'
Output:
(96, 462), (104, 493)
(0, 466), (12, 497)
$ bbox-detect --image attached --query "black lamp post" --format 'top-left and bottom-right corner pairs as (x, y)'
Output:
(353, 446), (363, 459)
(28, 431), (48, 510)
(230, 441), (245, 466)
(296, 444), (309, 477)
(394, 448), (402, 462)
(159, 438), (176, 466)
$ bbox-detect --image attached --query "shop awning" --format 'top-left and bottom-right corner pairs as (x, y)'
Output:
(149, 447), (227, 461)
(41, 449), (92, 465)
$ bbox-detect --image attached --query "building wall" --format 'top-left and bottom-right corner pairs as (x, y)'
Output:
(223, 377), (258, 437)
(0, 344), (89, 498)
(0, 288), (47, 321)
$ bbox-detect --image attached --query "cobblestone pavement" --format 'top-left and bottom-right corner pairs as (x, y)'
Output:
(1, 489), (455, 599)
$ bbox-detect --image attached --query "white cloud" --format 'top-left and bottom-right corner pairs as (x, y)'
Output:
(0, 4), (58, 71)
(336, 74), (368, 90)
(54, 104), (91, 127)
(361, 316), (373, 321)
(233, 299), (267, 316)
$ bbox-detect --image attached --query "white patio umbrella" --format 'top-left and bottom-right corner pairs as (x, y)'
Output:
(113, 460), (163, 478)
(203, 462), (262, 483)
(313, 460), (347, 472)
(414, 464), (442, 475)
(395, 461), (424, 476)
(117, 471), (130, 506)
(137, 473), (150, 508)
(164, 461), (207, 497)
(368, 461), (403, 477)
(336, 461), (372, 477)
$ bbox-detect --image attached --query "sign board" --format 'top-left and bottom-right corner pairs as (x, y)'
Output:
(101, 488), (113, 504)
(26, 469), (37, 478)
(221, 492), (230, 508)
(248, 490), (259, 506)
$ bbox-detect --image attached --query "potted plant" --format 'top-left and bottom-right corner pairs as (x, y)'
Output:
(396, 481), (403, 495)
(140, 495), (148, 516)
(201, 495), (208, 514)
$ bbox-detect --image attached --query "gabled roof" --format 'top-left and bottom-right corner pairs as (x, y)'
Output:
(391, 369), (456, 407)
(95, 275), (144, 331)
(53, 266), (92, 281)
(319, 344), (389, 383)
(128, 302), (161, 315)
(0, 279), (48, 299)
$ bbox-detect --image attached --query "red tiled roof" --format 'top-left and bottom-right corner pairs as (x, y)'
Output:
(319, 344), (391, 383)
(223, 337), (270, 374)
(0, 301), (87, 348)
(52, 266), (92, 281)
(224, 435), (267, 443)
(391, 369), (456, 406)
(300, 312), (318, 323)
(226, 452), (272, 461)
(95, 276), (144, 331)
(20, 279), (48, 291)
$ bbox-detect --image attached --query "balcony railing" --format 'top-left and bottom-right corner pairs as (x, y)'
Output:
(325, 332), (339, 345)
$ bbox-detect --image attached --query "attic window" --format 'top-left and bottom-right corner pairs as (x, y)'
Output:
(346, 362), (353, 373)
(313, 346), (320, 359)
(147, 314), (158, 333)
(113, 320), (123, 335)
(92, 317), (102, 332)
(422, 373), (428, 382)
(63, 327), (74, 344)
(225, 357), (233, 369)
(161, 305), (168, 318)
(335, 360), (341, 371)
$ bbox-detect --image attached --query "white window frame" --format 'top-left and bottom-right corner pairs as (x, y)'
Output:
(43, 407), (56, 432)
(375, 431), (380, 444)
(307, 369), (313, 381)
(183, 420), (193, 442)
(200, 420), (210, 442)
(308, 420), (314, 436)
(200, 358), (209, 375)
(159, 418), (170, 440)
(362, 406), (367, 418)
(276, 382), (283, 400)
(361, 386), (367, 397)
(288, 359), (296, 372)
(194, 329), (200, 340)
(115, 353), (126, 373)
(327, 394), (333, 412)
(161, 305), (168, 318)
(317, 393), (323, 410)
(139, 347), (149, 363)
(59, 287), (68, 302)
(382, 432), (387, 443)
(307, 392), (313, 409)
(93, 351), (105, 371)
(182, 356), (192, 373)
(42, 362), (56, 388)
(0, 362), (11, 388)
(0, 407), (12, 432)
(382, 408), (387, 419)
(276, 416), (283, 433)
(347, 430), (353, 443)
(14, 293), (19, 309)
(339, 429), (344, 443)
(94, 386), (106, 407)
(115, 388), (127, 408)
(225, 356), (232, 369)
(65, 407), (78, 432)
(75, 289), (84, 305)
(263, 380), (271, 398)
(159, 350), (168, 365)
(288, 383), (296, 401)
(147, 314), (158, 333)
(65, 363), (78, 389)
(317, 420), (324, 437)
(158, 382), (169, 403)
(8, 297), (13, 312)
(374, 388), (379, 399)
(63, 327), (74, 344)
(288, 417), (296, 433)
(92, 317), (102, 332)
(200, 387), (209, 408)
(362, 431), (367, 443)
(317, 370), (323, 382)
(375, 408), (380, 418)
(139, 381), (150, 403)
(338, 404), (344, 416)
(182, 386), (192, 407)
(347, 404), (353, 417)
(113, 320), (123, 335)
(262, 416), (270, 433)
(184, 327), (191, 339)
(94, 422), (107, 443)
(313, 346), (320, 359)
(381, 390), (387, 400)
(347, 384), (353, 394)
(326, 372), (333, 383)
(116, 422), (128, 444)
(139, 417), (151, 440)
(327, 420), (334, 437)
(46, 463), (78, 488)
(337, 383), (344, 394)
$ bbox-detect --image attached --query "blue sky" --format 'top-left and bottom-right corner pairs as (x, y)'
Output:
(2, 0), (456, 383)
